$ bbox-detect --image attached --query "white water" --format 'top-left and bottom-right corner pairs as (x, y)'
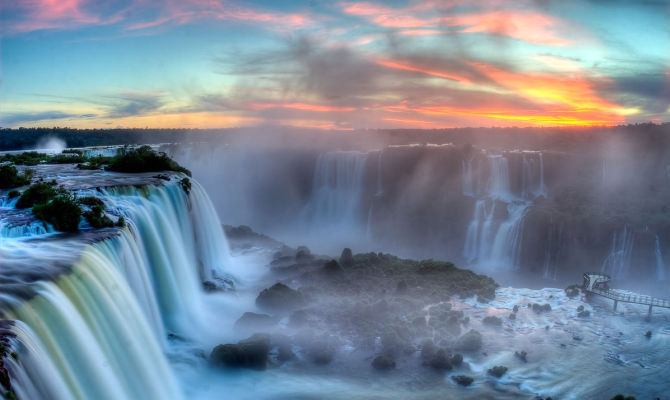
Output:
(601, 227), (635, 279)
(302, 151), (369, 244)
(462, 157), (474, 197)
(1, 178), (234, 400)
(655, 235), (666, 281)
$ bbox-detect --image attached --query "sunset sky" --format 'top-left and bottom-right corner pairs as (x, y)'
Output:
(1, 0), (669, 129)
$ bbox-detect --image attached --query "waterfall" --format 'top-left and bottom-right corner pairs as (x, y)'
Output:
(542, 220), (563, 280)
(487, 203), (529, 270)
(521, 152), (547, 199)
(1, 178), (233, 400)
(601, 227), (634, 279)
(487, 155), (512, 200)
(375, 150), (384, 197)
(655, 235), (666, 281)
(304, 151), (368, 233)
(462, 157), (474, 197)
(463, 200), (488, 262)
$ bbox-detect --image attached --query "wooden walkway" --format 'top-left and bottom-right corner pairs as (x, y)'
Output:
(582, 273), (670, 317)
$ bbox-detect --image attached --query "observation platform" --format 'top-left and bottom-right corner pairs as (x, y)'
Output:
(583, 272), (670, 318)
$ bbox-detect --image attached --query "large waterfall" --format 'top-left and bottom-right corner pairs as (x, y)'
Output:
(600, 227), (634, 279)
(1, 178), (233, 400)
(461, 151), (540, 271)
(302, 151), (369, 237)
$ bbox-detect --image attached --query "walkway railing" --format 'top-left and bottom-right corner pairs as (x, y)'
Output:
(582, 272), (670, 315)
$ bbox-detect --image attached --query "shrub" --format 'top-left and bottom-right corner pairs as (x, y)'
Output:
(16, 182), (58, 208)
(79, 196), (104, 207)
(487, 365), (508, 378)
(7, 190), (20, 199)
(0, 164), (31, 189)
(32, 193), (82, 232)
(106, 146), (191, 176)
(83, 204), (115, 229)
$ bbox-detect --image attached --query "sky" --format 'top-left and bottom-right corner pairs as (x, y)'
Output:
(0, 0), (669, 130)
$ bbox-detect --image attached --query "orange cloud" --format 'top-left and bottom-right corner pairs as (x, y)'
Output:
(375, 59), (471, 84)
(249, 102), (356, 112)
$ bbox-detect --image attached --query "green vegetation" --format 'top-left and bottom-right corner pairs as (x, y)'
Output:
(7, 190), (20, 199)
(79, 196), (105, 207)
(83, 204), (115, 229)
(106, 146), (190, 176)
(16, 182), (59, 208)
(32, 193), (82, 232)
(0, 151), (87, 165)
(0, 164), (32, 189)
(179, 177), (192, 194)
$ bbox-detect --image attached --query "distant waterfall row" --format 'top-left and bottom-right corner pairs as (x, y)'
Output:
(461, 151), (545, 271)
(1, 179), (232, 400)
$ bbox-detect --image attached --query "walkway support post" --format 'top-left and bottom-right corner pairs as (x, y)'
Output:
(613, 300), (618, 311)
(648, 304), (653, 318)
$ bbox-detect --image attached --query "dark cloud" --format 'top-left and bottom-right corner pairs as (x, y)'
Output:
(106, 91), (165, 117)
(1, 110), (77, 126)
(600, 72), (670, 114)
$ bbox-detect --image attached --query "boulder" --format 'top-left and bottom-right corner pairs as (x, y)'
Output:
(255, 283), (305, 314)
(487, 365), (508, 378)
(371, 355), (396, 371)
(323, 259), (344, 276)
(451, 375), (474, 386)
(455, 329), (483, 352)
(210, 334), (271, 370)
(339, 248), (354, 267)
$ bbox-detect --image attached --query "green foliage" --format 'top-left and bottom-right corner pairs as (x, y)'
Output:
(83, 204), (115, 229)
(16, 182), (59, 208)
(0, 151), (86, 165)
(7, 190), (20, 199)
(32, 193), (82, 232)
(116, 216), (126, 227)
(106, 146), (191, 176)
(79, 196), (104, 206)
(0, 164), (32, 189)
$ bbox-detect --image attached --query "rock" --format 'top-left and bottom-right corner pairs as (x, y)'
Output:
(272, 334), (295, 362)
(610, 395), (636, 400)
(255, 283), (305, 314)
(514, 350), (528, 362)
(295, 246), (313, 263)
(339, 248), (354, 267)
(306, 339), (336, 365)
(371, 355), (396, 370)
(210, 334), (271, 370)
(428, 349), (452, 370)
(483, 316), (502, 327)
(487, 365), (508, 378)
(477, 295), (489, 304)
(233, 312), (277, 332)
(420, 339), (437, 362)
(451, 375), (474, 386)
(513, 305), (519, 313)
(323, 259), (344, 276)
(565, 284), (581, 298)
(531, 303), (552, 313)
(509, 313), (516, 320)
(577, 305), (584, 312)
(644, 331), (652, 338)
(577, 310), (590, 318)
(450, 353), (463, 367)
(455, 329), (483, 352)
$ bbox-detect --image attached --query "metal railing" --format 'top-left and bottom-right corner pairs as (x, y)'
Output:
(583, 272), (670, 309)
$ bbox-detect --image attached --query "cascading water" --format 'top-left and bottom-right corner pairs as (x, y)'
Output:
(655, 235), (665, 281)
(461, 157), (474, 197)
(1, 178), (233, 400)
(601, 227), (634, 279)
(521, 152), (547, 199)
(303, 151), (368, 235)
(462, 152), (530, 271)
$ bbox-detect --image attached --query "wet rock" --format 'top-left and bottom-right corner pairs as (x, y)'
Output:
(323, 259), (344, 276)
(483, 316), (502, 327)
(295, 246), (313, 263)
(451, 375), (474, 386)
(210, 334), (271, 370)
(339, 248), (354, 267)
(577, 310), (590, 318)
(514, 350), (528, 362)
(513, 305), (519, 313)
(450, 353), (463, 367)
(531, 303), (552, 313)
(644, 331), (652, 338)
(610, 395), (636, 400)
(288, 309), (309, 328)
(256, 282), (305, 314)
(233, 312), (277, 332)
(487, 365), (508, 378)
(455, 329), (483, 352)
(428, 349), (452, 371)
(371, 355), (396, 370)
(396, 280), (408, 294)
(306, 339), (336, 365)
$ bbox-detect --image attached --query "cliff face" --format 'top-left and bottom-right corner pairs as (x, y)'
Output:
(179, 141), (670, 286)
